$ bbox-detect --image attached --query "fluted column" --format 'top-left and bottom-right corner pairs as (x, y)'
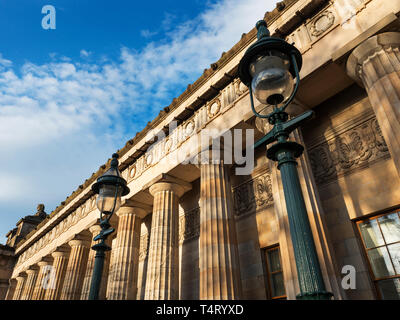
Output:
(197, 150), (242, 300)
(145, 179), (189, 300)
(32, 257), (53, 300)
(347, 32), (400, 177)
(20, 266), (39, 300)
(105, 236), (118, 299)
(107, 204), (147, 299)
(13, 273), (27, 300)
(44, 246), (70, 300)
(5, 279), (17, 300)
(60, 234), (90, 300)
(80, 225), (101, 300)
(80, 223), (114, 300)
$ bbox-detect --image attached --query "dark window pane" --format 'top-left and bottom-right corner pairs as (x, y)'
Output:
(270, 272), (285, 298)
(377, 278), (400, 300)
(367, 247), (395, 278)
(267, 249), (281, 272)
(359, 219), (384, 248)
(387, 243), (400, 275)
(379, 214), (400, 244)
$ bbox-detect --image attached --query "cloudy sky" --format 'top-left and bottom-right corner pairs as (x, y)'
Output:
(0, 0), (276, 243)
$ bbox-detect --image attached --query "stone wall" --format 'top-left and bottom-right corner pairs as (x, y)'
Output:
(303, 84), (400, 299)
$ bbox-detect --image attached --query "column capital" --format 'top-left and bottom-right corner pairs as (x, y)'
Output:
(16, 273), (27, 280)
(51, 245), (70, 258)
(68, 239), (90, 248)
(37, 256), (53, 267)
(193, 148), (223, 166)
(144, 173), (191, 198)
(346, 32), (400, 86)
(68, 231), (91, 248)
(117, 199), (152, 218)
(88, 224), (102, 235)
(26, 266), (39, 274)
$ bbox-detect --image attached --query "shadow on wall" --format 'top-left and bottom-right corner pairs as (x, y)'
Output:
(179, 179), (200, 299)
(302, 84), (384, 300)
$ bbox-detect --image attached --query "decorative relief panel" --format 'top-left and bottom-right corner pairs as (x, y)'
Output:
(308, 117), (390, 185)
(232, 170), (273, 217)
(309, 10), (335, 37)
(286, 4), (339, 53)
(179, 207), (200, 244)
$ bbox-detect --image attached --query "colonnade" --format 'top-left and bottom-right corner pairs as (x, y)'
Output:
(7, 158), (242, 300)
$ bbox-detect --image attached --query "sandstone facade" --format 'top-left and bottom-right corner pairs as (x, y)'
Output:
(1, 0), (400, 300)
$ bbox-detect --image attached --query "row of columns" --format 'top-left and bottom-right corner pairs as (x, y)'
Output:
(6, 158), (242, 300)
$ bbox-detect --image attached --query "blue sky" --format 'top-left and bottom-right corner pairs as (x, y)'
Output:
(0, 0), (276, 243)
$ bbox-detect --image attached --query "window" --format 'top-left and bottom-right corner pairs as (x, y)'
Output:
(264, 245), (286, 299)
(357, 211), (400, 299)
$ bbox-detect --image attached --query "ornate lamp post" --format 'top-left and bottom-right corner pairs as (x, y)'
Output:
(89, 153), (130, 300)
(238, 20), (333, 300)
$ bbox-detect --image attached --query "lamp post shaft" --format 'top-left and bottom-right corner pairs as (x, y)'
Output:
(89, 153), (128, 300)
(88, 238), (111, 300)
(88, 246), (106, 300)
(238, 19), (332, 300)
(275, 145), (332, 299)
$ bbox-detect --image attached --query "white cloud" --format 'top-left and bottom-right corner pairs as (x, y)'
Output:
(0, 54), (12, 68)
(140, 29), (158, 38)
(80, 49), (92, 58)
(0, 0), (277, 241)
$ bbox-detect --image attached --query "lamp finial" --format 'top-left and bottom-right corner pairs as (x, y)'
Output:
(111, 153), (119, 168)
(256, 20), (270, 40)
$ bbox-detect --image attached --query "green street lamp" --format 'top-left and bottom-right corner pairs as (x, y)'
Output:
(88, 153), (130, 300)
(238, 20), (333, 300)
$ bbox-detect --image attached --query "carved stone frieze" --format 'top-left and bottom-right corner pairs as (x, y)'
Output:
(308, 117), (390, 185)
(179, 207), (200, 243)
(232, 170), (274, 217)
(127, 79), (245, 183)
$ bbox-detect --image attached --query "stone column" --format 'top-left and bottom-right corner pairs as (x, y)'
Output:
(32, 257), (53, 300)
(347, 32), (400, 177)
(105, 236), (118, 299)
(145, 175), (191, 300)
(80, 224), (101, 300)
(80, 222), (114, 300)
(107, 203), (148, 300)
(5, 278), (17, 300)
(60, 233), (91, 300)
(196, 150), (242, 300)
(20, 266), (39, 300)
(13, 273), (27, 300)
(44, 246), (70, 300)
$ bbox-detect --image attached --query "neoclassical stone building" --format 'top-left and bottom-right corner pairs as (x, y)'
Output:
(1, 0), (400, 300)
